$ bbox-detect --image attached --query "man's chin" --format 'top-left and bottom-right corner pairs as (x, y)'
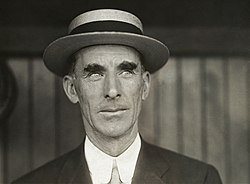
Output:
(98, 127), (131, 139)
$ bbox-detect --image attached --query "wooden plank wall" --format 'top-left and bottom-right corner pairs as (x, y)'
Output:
(0, 57), (249, 183)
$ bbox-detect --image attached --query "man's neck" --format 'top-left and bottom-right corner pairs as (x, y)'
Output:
(86, 126), (138, 157)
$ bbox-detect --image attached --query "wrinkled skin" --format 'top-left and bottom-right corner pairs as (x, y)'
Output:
(63, 45), (151, 155)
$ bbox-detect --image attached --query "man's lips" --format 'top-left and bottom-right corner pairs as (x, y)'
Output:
(98, 106), (129, 117)
(99, 108), (128, 113)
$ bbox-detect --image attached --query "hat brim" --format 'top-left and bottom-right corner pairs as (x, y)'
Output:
(43, 32), (169, 77)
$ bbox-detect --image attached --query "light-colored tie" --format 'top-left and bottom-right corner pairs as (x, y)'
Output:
(108, 159), (122, 184)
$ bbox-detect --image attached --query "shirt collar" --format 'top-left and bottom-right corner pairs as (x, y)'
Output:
(84, 134), (141, 184)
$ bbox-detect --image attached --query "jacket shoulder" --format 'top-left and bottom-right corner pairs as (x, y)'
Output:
(143, 142), (222, 184)
(12, 147), (79, 184)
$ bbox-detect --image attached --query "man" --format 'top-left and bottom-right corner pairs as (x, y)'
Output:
(13, 9), (222, 184)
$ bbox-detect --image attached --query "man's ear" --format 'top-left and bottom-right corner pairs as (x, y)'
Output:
(142, 71), (151, 100)
(63, 75), (79, 103)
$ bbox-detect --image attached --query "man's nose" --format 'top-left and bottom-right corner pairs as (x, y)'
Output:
(104, 74), (121, 99)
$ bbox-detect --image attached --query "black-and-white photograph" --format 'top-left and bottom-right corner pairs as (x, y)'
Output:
(1, 1), (249, 183)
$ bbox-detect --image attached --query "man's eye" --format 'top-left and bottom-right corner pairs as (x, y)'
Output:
(120, 70), (135, 77)
(86, 72), (103, 80)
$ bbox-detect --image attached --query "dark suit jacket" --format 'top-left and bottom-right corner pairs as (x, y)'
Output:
(13, 139), (222, 184)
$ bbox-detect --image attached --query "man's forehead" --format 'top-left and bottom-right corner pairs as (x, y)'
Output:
(74, 45), (142, 64)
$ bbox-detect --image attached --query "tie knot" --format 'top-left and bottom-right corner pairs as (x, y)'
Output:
(108, 159), (122, 184)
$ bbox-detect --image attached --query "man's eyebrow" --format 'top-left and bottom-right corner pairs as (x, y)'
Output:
(117, 61), (138, 71)
(83, 63), (105, 73)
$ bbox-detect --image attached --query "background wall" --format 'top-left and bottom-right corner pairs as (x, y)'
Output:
(1, 1), (250, 183)
(1, 56), (249, 183)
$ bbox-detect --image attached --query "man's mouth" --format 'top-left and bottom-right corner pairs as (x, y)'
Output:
(99, 108), (128, 115)
(101, 108), (127, 112)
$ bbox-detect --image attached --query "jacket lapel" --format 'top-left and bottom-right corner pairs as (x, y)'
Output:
(56, 139), (171, 184)
(133, 140), (170, 184)
(57, 142), (92, 184)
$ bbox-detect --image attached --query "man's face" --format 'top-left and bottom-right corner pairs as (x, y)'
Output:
(63, 45), (150, 140)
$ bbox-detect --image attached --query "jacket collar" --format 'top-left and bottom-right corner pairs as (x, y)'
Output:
(57, 138), (170, 184)
(132, 139), (170, 184)
(57, 142), (92, 184)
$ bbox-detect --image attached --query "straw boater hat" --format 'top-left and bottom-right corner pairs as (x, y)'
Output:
(43, 9), (169, 77)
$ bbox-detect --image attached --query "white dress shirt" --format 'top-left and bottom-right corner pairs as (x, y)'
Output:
(84, 134), (141, 184)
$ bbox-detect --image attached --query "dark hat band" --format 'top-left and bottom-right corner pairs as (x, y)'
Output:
(69, 21), (143, 35)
